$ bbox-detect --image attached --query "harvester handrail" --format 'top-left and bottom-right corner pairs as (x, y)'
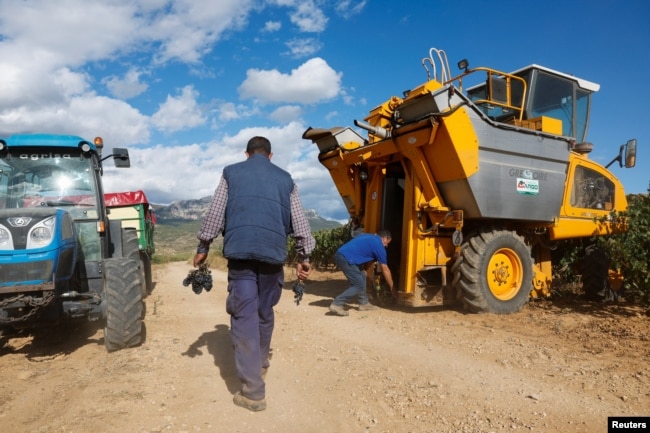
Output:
(422, 47), (451, 83)
(445, 66), (527, 122)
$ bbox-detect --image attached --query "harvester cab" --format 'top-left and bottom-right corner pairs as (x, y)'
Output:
(304, 47), (636, 314)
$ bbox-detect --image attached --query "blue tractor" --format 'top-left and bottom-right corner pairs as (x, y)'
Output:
(0, 134), (144, 351)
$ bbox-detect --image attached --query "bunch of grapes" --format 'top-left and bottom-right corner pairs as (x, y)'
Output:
(182, 264), (213, 295)
(293, 281), (304, 305)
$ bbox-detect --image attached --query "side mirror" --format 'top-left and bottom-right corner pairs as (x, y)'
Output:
(605, 138), (637, 169)
(624, 139), (636, 168)
(111, 148), (131, 168)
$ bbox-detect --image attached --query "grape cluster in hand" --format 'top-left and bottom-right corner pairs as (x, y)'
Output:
(183, 264), (213, 294)
(293, 281), (304, 305)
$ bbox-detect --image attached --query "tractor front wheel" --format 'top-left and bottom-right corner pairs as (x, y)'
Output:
(103, 257), (144, 352)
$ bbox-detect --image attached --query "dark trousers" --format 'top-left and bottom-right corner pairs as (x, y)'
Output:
(226, 259), (283, 401)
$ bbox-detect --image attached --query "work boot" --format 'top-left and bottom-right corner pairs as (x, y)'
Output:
(329, 303), (349, 316)
(233, 391), (266, 411)
(358, 303), (378, 311)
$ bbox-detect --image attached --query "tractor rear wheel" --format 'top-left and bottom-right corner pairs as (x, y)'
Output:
(141, 251), (153, 295)
(454, 229), (533, 314)
(103, 257), (144, 352)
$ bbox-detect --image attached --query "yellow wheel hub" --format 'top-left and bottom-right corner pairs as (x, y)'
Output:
(487, 248), (523, 300)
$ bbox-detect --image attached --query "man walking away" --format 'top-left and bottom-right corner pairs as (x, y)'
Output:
(193, 136), (315, 411)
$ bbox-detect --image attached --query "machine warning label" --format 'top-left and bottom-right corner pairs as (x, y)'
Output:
(516, 178), (539, 195)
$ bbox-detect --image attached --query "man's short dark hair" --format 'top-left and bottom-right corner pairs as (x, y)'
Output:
(247, 136), (272, 155)
(377, 229), (392, 239)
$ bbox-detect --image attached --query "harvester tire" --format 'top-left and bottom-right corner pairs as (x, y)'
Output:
(450, 255), (465, 302)
(455, 229), (532, 314)
(581, 244), (611, 300)
(123, 228), (147, 298)
(103, 257), (144, 352)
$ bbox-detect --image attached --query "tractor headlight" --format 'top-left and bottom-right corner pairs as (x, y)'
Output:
(0, 224), (13, 250)
(27, 216), (56, 248)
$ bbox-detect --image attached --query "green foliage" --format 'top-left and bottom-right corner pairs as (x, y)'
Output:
(151, 252), (194, 264)
(599, 193), (650, 304)
(553, 190), (650, 307)
(153, 221), (204, 256)
(287, 222), (352, 270)
(553, 190), (650, 308)
(551, 239), (584, 285)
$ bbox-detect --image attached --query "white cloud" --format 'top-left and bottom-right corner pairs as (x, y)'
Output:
(103, 121), (347, 220)
(144, 0), (256, 64)
(0, 0), (349, 220)
(267, 0), (328, 32)
(216, 101), (260, 123)
(0, 65), (90, 110)
(289, 1), (328, 32)
(0, 93), (149, 146)
(51, 68), (91, 98)
(67, 95), (151, 146)
(103, 142), (233, 204)
(238, 57), (342, 104)
(0, 0), (259, 138)
(269, 105), (303, 123)
(151, 85), (206, 133)
(263, 20), (282, 32)
(218, 121), (308, 168)
(104, 68), (149, 100)
(286, 38), (323, 57)
(218, 102), (241, 122)
(324, 111), (339, 122)
(335, 0), (367, 19)
(0, 1), (140, 66)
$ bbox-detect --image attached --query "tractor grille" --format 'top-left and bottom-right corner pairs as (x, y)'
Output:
(1, 209), (58, 250)
(3, 221), (33, 250)
(0, 260), (54, 284)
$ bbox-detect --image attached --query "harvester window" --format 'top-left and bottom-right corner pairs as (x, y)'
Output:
(574, 89), (590, 143)
(571, 166), (614, 210)
(468, 75), (525, 122)
(489, 76), (507, 104)
(529, 72), (590, 141)
(530, 73), (573, 132)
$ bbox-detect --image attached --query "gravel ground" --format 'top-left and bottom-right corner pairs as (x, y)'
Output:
(1, 261), (648, 433)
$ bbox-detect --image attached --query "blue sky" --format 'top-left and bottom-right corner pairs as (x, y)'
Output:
(0, 0), (648, 222)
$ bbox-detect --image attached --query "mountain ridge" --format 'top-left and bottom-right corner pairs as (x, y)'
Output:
(151, 196), (342, 232)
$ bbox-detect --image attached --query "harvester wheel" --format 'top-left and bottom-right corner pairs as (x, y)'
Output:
(103, 257), (144, 352)
(581, 244), (612, 300)
(454, 229), (532, 314)
(450, 255), (465, 302)
(123, 228), (147, 297)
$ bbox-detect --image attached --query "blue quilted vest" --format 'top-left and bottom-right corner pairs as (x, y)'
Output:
(222, 153), (294, 264)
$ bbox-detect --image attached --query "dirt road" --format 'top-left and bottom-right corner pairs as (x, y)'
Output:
(1, 262), (648, 433)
